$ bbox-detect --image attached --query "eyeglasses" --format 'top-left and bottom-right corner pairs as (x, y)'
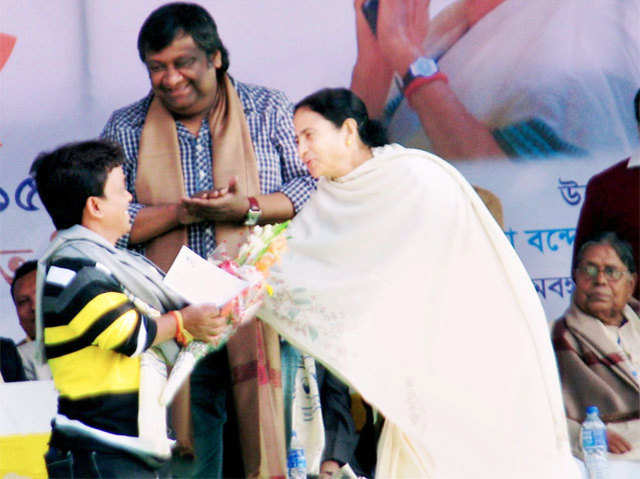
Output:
(576, 264), (628, 282)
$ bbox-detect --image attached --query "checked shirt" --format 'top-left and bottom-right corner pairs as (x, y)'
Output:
(101, 79), (316, 259)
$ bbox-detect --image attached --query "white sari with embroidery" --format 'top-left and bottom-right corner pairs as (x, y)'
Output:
(259, 144), (579, 478)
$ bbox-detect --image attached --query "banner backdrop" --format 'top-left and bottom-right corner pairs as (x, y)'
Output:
(0, 0), (638, 340)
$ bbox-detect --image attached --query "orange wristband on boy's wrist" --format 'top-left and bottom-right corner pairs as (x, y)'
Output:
(170, 310), (193, 346)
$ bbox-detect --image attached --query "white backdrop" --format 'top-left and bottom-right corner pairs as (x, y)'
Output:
(0, 0), (637, 340)
(0, 0), (356, 341)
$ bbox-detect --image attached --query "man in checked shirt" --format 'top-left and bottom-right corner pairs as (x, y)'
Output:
(101, 3), (315, 478)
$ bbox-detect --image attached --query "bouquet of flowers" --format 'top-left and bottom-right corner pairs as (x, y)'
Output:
(159, 221), (291, 406)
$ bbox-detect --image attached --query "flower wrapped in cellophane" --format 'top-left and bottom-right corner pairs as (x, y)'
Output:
(160, 221), (291, 406)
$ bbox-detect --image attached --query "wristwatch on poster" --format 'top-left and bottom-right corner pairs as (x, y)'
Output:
(401, 57), (447, 97)
(243, 196), (262, 226)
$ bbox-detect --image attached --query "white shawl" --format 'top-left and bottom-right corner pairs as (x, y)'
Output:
(259, 144), (579, 478)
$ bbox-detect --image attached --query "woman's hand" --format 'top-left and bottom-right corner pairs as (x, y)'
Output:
(607, 429), (633, 454)
(376, 0), (431, 75)
(374, 0), (479, 73)
(353, 0), (388, 69)
(351, 0), (394, 119)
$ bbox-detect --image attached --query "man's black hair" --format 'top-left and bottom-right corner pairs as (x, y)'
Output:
(137, 2), (229, 81)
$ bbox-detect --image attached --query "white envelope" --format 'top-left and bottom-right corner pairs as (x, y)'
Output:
(164, 245), (248, 306)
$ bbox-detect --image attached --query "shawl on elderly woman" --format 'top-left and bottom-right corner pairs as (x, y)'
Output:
(552, 300), (640, 459)
(258, 144), (579, 478)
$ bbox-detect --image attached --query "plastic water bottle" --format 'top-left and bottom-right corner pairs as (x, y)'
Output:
(581, 405), (608, 479)
(287, 431), (307, 479)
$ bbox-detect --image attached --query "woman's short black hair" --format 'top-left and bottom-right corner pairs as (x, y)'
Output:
(30, 140), (124, 230)
(137, 2), (229, 81)
(295, 88), (388, 147)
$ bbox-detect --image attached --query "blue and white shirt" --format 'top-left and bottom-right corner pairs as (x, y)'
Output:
(101, 79), (316, 259)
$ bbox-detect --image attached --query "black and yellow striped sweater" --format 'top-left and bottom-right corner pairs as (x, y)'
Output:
(42, 256), (157, 437)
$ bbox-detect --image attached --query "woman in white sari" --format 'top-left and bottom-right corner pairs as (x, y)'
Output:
(258, 88), (579, 478)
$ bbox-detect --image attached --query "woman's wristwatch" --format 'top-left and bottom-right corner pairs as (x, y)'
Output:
(401, 56), (448, 98)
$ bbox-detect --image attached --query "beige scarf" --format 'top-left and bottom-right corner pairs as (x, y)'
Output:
(136, 75), (286, 477)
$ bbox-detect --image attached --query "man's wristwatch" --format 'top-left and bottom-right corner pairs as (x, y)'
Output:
(243, 196), (262, 226)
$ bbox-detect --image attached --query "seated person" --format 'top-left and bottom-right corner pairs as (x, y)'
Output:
(571, 89), (640, 299)
(0, 336), (26, 382)
(317, 363), (379, 479)
(30, 140), (232, 478)
(316, 361), (358, 478)
(10, 260), (52, 380)
(552, 231), (639, 458)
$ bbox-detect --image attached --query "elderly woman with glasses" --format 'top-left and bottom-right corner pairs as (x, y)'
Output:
(552, 231), (640, 459)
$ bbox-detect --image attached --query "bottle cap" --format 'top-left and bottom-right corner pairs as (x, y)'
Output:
(586, 405), (599, 415)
